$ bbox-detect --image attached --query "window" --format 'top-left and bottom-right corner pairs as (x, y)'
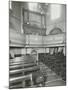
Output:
(50, 4), (61, 20)
(9, 1), (12, 10)
(28, 2), (38, 12)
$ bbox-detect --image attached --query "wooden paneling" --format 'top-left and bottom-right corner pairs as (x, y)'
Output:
(10, 30), (65, 47)
(9, 30), (26, 47)
(24, 25), (46, 35)
(9, 15), (21, 33)
(29, 35), (42, 45)
(26, 33), (65, 47)
(43, 33), (65, 45)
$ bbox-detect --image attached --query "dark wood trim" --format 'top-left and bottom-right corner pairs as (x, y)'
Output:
(23, 23), (46, 30)
(23, 8), (45, 16)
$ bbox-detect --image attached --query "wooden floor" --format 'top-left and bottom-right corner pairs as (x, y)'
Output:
(39, 62), (66, 87)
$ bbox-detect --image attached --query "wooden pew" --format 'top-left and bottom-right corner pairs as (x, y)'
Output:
(10, 63), (37, 70)
(9, 74), (33, 88)
(10, 66), (40, 75)
(10, 74), (32, 84)
(9, 54), (46, 88)
(38, 53), (66, 81)
(9, 61), (36, 66)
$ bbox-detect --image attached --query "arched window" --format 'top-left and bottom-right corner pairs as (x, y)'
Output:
(49, 27), (63, 35)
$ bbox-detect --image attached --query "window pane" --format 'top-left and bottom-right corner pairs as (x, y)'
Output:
(50, 4), (61, 20)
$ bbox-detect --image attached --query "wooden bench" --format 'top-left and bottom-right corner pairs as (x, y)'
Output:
(9, 61), (36, 66)
(10, 66), (40, 75)
(9, 74), (33, 88)
(10, 63), (37, 70)
(10, 74), (32, 84)
(38, 53), (66, 81)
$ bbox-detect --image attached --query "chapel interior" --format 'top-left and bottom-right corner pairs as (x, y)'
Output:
(9, 1), (66, 89)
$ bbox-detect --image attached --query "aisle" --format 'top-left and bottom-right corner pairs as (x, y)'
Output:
(39, 62), (66, 87)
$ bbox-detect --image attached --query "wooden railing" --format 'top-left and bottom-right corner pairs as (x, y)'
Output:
(10, 32), (65, 47)
(26, 33), (65, 47)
